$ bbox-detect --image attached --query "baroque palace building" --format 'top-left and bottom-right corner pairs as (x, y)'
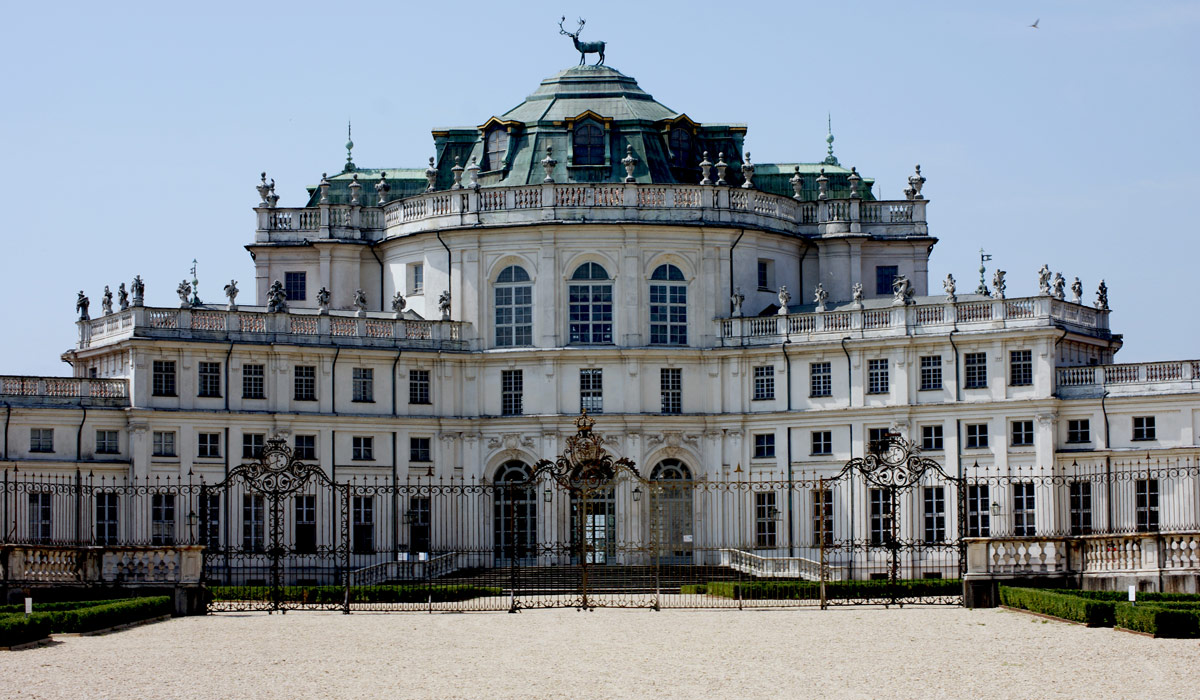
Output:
(2, 61), (1198, 584)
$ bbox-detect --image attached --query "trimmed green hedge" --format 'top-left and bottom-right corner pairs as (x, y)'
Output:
(1061, 590), (1200, 604)
(0, 597), (171, 646)
(999, 587), (1116, 627)
(0, 615), (53, 648)
(0, 599), (124, 615)
(1115, 603), (1200, 638)
(704, 578), (960, 601)
(209, 584), (502, 604)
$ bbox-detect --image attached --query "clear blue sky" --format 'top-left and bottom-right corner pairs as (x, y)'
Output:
(1, 1), (1196, 375)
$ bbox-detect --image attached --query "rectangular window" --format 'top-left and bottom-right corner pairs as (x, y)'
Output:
(966, 423), (989, 449)
(1069, 481), (1093, 536)
(810, 362), (832, 398)
(352, 436), (374, 461)
(753, 366), (775, 401)
(294, 434), (316, 461)
(660, 368), (682, 415)
(197, 432), (221, 459)
(921, 424), (944, 451)
(756, 259), (774, 290)
(284, 271), (307, 302)
(967, 484), (991, 538)
(242, 432), (265, 459)
(1009, 349), (1033, 387)
(95, 430), (119, 455)
(501, 370), (523, 416)
(580, 368), (603, 414)
(867, 428), (890, 454)
(198, 361), (222, 398)
(409, 369), (431, 405)
(95, 493), (119, 545)
(294, 495), (317, 554)
(294, 366), (316, 401)
(353, 496), (374, 553)
(811, 489), (833, 546)
(1011, 420), (1034, 447)
(152, 431), (177, 457)
(1136, 479), (1160, 533)
(875, 265), (898, 295)
(410, 437), (431, 463)
(924, 486), (946, 543)
(242, 364), (265, 400)
(919, 355), (942, 391)
(409, 263), (424, 295)
(201, 494), (220, 548)
(753, 434), (775, 459)
(352, 367), (374, 403)
(811, 430), (832, 456)
(28, 493), (52, 543)
(1132, 416), (1156, 441)
(29, 428), (54, 453)
(869, 488), (893, 545)
(408, 497), (431, 553)
(1067, 419), (1091, 444)
(867, 359), (889, 394)
(1012, 482), (1036, 537)
(755, 492), (777, 548)
(152, 360), (177, 397)
(963, 352), (987, 390)
(151, 494), (176, 546)
(243, 494), (265, 552)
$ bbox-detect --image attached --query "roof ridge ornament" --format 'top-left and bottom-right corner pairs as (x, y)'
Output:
(425, 157), (437, 192)
(823, 114), (839, 166)
(451, 156), (464, 190)
(344, 121), (356, 173)
(790, 166), (804, 200)
(715, 152), (728, 186)
(699, 151), (713, 185)
(541, 145), (557, 183)
(622, 145), (637, 183)
(740, 152), (755, 190)
(559, 16), (606, 66)
(375, 172), (390, 205)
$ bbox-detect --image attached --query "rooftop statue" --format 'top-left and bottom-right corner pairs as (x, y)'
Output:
(76, 291), (89, 321)
(266, 280), (287, 314)
(730, 287), (744, 317)
(814, 283), (828, 312)
(101, 286), (113, 316)
(943, 273), (957, 303)
(777, 286), (790, 315)
(176, 280), (192, 308)
(224, 279), (239, 311)
(559, 17), (605, 66)
(117, 283), (129, 311)
(316, 287), (331, 314)
(438, 290), (452, 320)
(1071, 277), (1083, 305)
(851, 282), (864, 309)
(892, 275), (915, 306)
(1095, 280), (1110, 311)
(991, 270), (1007, 300)
(1051, 272), (1066, 301)
(391, 292), (407, 318)
(131, 275), (144, 307)
(1037, 264), (1052, 295)
(353, 289), (368, 317)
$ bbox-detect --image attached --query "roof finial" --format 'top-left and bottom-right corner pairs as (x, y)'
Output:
(823, 113), (839, 166)
(344, 120), (356, 172)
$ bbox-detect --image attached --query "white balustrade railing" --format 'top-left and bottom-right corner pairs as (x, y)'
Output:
(718, 548), (839, 582)
(967, 532), (1200, 579)
(0, 375), (128, 400)
(1055, 360), (1199, 392)
(3, 545), (203, 585)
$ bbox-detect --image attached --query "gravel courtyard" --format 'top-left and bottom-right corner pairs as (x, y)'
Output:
(3, 606), (1198, 699)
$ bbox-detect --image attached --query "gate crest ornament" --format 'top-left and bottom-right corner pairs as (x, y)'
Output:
(230, 436), (323, 496)
(531, 410), (637, 488)
(842, 432), (948, 488)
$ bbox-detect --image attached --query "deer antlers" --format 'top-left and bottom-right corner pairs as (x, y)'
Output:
(558, 16), (584, 37)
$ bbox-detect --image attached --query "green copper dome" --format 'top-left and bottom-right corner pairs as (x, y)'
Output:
(499, 65), (679, 124)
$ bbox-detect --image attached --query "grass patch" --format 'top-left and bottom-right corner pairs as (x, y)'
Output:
(209, 584), (502, 604)
(679, 584), (706, 595)
(703, 578), (960, 601)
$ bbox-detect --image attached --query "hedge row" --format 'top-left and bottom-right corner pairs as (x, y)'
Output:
(1115, 603), (1200, 638)
(0, 600), (124, 615)
(1058, 590), (1200, 604)
(209, 584), (502, 604)
(999, 587), (1116, 627)
(703, 578), (960, 601)
(0, 596), (172, 647)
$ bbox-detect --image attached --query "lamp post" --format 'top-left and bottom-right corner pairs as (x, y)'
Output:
(186, 509), (198, 544)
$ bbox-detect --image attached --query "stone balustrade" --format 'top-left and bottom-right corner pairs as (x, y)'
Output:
(1056, 360), (1200, 398)
(256, 183), (926, 242)
(719, 547), (840, 581)
(1, 544), (203, 585)
(720, 295), (1109, 346)
(0, 375), (129, 406)
(79, 306), (469, 352)
(967, 532), (1200, 587)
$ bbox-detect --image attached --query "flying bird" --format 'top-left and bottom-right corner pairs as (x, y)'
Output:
(1030, 19), (1039, 29)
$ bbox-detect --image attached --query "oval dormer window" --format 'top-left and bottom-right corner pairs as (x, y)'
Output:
(573, 123), (604, 166)
(485, 129), (507, 171)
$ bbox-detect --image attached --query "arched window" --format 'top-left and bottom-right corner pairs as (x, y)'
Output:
(650, 458), (693, 564)
(668, 128), (692, 168)
(485, 129), (507, 171)
(494, 265), (532, 347)
(573, 123), (604, 166)
(568, 263), (612, 344)
(649, 264), (687, 345)
(493, 461), (536, 564)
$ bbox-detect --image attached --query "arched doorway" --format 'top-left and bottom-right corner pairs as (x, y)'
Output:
(650, 459), (694, 564)
(493, 461), (536, 565)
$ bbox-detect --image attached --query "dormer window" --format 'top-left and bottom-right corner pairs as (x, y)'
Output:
(485, 129), (507, 171)
(669, 127), (692, 168)
(573, 124), (604, 166)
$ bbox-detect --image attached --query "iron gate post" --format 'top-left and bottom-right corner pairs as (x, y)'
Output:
(820, 477), (827, 610)
(343, 485), (351, 615)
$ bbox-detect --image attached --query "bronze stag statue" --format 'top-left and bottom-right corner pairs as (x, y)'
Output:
(559, 17), (605, 66)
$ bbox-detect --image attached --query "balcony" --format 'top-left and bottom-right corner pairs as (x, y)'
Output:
(1056, 360), (1200, 398)
(256, 183), (928, 243)
(78, 306), (469, 352)
(719, 295), (1110, 346)
(0, 375), (129, 407)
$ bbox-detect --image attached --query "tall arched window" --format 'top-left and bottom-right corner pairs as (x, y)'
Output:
(649, 264), (687, 345)
(568, 263), (612, 344)
(668, 128), (692, 168)
(573, 123), (604, 166)
(651, 459), (693, 564)
(493, 461), (536, 565)
(494, 265), (532, 347)
(485, 129), (507, 171)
